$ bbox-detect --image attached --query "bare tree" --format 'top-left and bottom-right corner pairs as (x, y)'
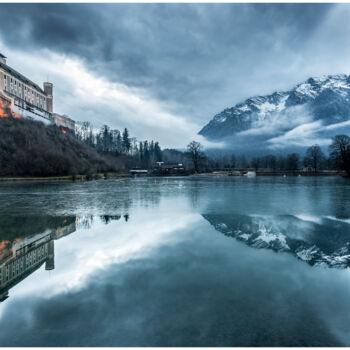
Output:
(304, 144), (325, 172)
(286, 153), (300, 171)
(329, 135), (350, 175)
(187, 141), (203, 172)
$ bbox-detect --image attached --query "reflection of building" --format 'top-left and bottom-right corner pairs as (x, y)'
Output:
(0, 218), (76, 302)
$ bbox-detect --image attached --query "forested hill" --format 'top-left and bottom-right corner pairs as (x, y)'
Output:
(0, 117), (119, 177)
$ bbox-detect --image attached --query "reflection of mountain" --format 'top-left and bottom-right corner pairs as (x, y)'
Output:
(203, 214), (350, 269)
(0, 216), (76, 302)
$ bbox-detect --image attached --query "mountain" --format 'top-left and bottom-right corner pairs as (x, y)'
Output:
(199, 74), (350, 153)
(203, 213), (350, 269)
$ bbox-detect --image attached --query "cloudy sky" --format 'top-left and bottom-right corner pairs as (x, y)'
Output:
(0, 3), (350, 148)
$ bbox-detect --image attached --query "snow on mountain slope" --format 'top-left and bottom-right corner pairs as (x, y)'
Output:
(199, 75), (350, 150)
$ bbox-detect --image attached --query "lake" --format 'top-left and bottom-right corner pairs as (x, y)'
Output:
(0, 176), (350, 346)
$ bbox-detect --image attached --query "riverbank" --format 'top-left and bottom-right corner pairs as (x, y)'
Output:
(0, 172), (132, 182)
(193, 170), (347, 177)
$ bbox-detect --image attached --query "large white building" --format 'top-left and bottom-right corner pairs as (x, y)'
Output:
(0, 52), (75, 131)
(0, 53), (53, 122)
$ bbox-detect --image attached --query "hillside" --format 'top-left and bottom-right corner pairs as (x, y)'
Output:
(0, 117), (118, 177)
(199, 75), (350, 153)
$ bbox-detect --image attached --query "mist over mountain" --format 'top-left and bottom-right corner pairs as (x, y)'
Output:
(199, 75), (350, 154)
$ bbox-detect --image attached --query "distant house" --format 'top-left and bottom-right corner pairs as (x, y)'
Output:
(302, 167), (316, 172)
(129, 169), (148, 176)
(153, 162), (188, 176)
(52, 113), (75, 132)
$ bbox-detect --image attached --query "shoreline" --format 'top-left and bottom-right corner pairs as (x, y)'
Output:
(193, 171), (348, 177)
(0, 172), (132, 182)
(0, 172), (348, 181)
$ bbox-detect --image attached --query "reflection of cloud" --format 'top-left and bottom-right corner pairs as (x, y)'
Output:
(295, 214), (322, 224)
(0, 215), (348, 346)
(5, 203), (200, 304)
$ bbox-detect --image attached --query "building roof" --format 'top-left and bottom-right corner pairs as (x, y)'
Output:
(0, 61), (45, 94)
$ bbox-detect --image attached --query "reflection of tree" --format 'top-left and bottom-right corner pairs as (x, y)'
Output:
(331, 184), (350, 220)
(76, 216), (94, 229)
(100, 215), (121, 224)
(0, 215), (76, 241)
(188, 179), (202, 209)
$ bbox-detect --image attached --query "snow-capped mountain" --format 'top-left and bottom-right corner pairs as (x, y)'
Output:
(203, 213), (350, 269)
(199, 75), (350, 151)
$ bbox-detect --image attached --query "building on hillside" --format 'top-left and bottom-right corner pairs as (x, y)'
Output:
(52, 113), (75, 131)
(0, 52), (76, 132)
(0, 53), (53, 123)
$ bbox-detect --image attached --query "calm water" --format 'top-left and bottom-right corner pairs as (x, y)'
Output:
(0, 176), (350, 346)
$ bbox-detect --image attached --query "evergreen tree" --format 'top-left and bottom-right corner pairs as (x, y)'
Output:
(122, 128), (131, 154)
(231, 154), (236, 169)
(154, 142), (162, 161)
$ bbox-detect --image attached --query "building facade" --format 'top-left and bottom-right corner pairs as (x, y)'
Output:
(0, 53), (52, 119)
(0, 52), (75, 132)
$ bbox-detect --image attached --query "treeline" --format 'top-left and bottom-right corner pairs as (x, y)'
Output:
(167, 136), (350, 176)
(213, 140), (349, 173)
(75, 122), (162, 168)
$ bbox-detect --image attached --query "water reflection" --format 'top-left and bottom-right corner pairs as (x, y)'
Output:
(203, 213), (350, 268)
(0, 214), (129, 302)
(0, 178), (350, 346)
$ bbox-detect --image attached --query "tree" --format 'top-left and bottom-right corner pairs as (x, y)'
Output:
(267, 154), (277, 171)
(329, 135), (350, 175)
(231, 154), (236, 169)
(187, 141), (202, 172)
(154, 142), (162, 161)
(238, 155), (247, 169)
(304, 144), (325, 172)
(122, 128), (131, 154)
(286, 153), (300, 171)
(251, 157), (260, 171)
(277, 156), (286, 170)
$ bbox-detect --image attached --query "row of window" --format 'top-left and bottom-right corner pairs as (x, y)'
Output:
(2, 73), (47, 110)
(0, 244), (48, 284)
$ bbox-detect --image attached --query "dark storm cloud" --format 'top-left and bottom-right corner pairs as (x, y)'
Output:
(0, 3), (348, 145)
(0, 4), (334, 90)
